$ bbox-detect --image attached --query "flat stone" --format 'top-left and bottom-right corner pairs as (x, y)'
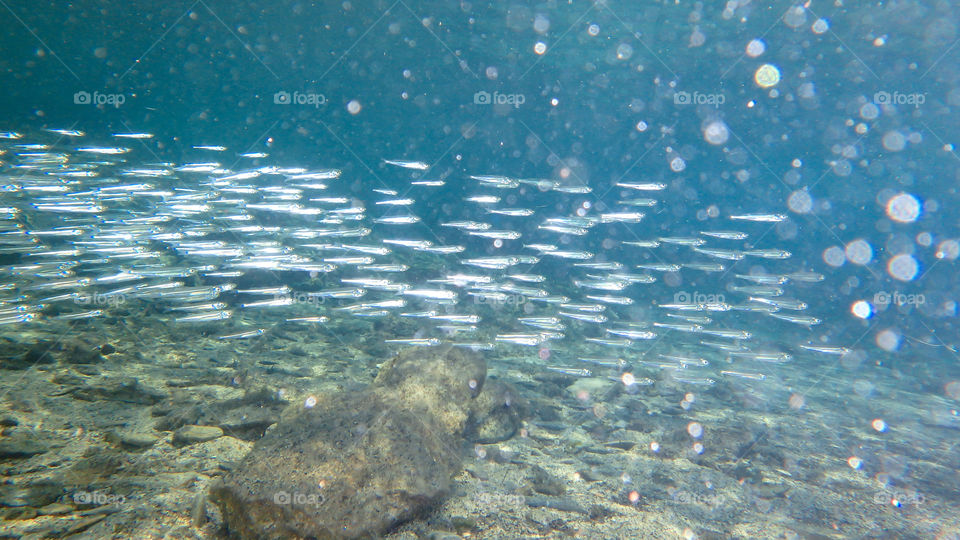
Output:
(155, 387), (287, 441)
(0, 481), (63, 508)
(38, 503), (74, 515)
(0, 435), (51, 459)
(108, 431), (159, 449)
(173, 425), (223, 446)
(67, 377), (165, 405)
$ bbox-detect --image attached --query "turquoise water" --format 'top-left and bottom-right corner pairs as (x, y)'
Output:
(0, 1), (957, 538)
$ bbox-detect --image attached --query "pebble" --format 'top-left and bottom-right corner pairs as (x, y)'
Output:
(0, 481), (63, 508)
(173, 425), (224, 445)
(38, 503), (74, 515)
(0, 435), (51, 458)
(109, 431), (160, 449)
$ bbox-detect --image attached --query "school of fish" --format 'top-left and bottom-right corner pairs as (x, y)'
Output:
(0, 128), (849, 385)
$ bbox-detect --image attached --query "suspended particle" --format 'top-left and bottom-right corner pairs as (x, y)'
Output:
(851, 300), (872, 319)
(885, 193), (921, 223)
(887, 254), (918, 281)
(755, 64), (781, 88)
(745, 39), (765, 57)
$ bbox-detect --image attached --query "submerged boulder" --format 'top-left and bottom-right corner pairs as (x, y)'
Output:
(210, 345), (487, 539)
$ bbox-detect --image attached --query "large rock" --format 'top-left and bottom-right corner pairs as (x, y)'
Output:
(210, 345), (487, 539)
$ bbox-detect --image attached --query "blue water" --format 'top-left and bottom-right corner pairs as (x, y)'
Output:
(0, 1), (958, 537)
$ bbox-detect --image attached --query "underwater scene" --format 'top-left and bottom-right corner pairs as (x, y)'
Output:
(0, 1), (958, 538)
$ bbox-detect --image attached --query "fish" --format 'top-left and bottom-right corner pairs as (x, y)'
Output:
(785, 271), (825, 283)
(450, 342), (494, 350)
(441, 221), (492, 231)
(374, 216), (421, 224)
(574, 262), (623, 270)
(560, 303), (606, 312)
(606, 328), (657, 340)
(401, 289), (457, 302)
(558, 311), (608, 323)
(749, 296), (808, 311)
(384, 337), (441, 346)
(76, 147), (131, 155)
(720, 370), (766, 381)
(682, 262), (726, 272)
(544, 250), (593, 260)
(552, 184), (592, 194)
(495, 334), (546, 346)
(659, 237), (705, 247)
(736, 274), (788, 285)
(727, 351), (792, 362)
(585, 295), (634, 305)
(729, 213), (787, 222)
(383, 159), (430, 170)
(507, 273), (545, 283)
(692, 247), (745, 260)
(578, 357), (628, 369)
(617, 198), (658, 207)
(0, 128), (828, 394)
(601, 212), (644, 223)
(700, 231), (748, 240)
(410, 180), (445, 187)
(623, 240), (662, 248)
(286, 316), (330, 323)
(45, 129), (85, 137)
(375, 198), (415, 206)
(635, 263), (681, 272)
(465, 195), (500, 204)
(573, 279), (628, 291)
(358, 264), (408, 272)
(744, 248), (792, 259)
(616, 182), (667, 191)
(219, 329), (264, 340)
(653, 322), (703, 333)
(544, 366), (593, 377)
(242, 297), (295, 308)
(584, 337), (634, 347)
(487, 208), (534, 217)
(467, 230), (522, 240)
(798, 344), (850, 355)
(176, 310), (233, 323)
(470, 175), (520, 188)
(768, 312), (821, 326)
